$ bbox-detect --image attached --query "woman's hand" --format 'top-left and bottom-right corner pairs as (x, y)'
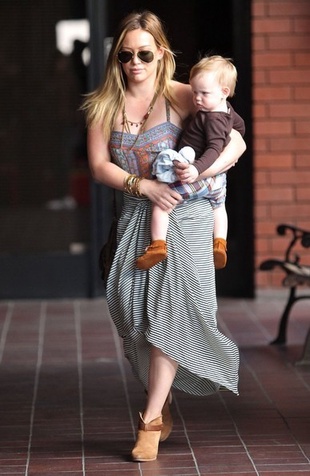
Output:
(140, 179), (182, 211)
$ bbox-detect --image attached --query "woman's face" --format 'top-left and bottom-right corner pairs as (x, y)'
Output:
(118, 29), (163, 84)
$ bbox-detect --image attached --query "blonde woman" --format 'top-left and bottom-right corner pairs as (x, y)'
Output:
(83, 11), (245, 462)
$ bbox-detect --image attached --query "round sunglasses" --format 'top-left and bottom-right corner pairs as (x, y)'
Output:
(117, 50), (154, 64)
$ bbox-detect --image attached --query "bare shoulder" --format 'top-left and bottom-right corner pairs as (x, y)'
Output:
(170, 80), (196, 119)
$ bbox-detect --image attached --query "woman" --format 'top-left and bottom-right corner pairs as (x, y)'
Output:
(84, 11), (245, 462)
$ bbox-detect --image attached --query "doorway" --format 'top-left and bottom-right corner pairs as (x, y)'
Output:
(89, 0), (254, 298)
(1, 0), (253, 298)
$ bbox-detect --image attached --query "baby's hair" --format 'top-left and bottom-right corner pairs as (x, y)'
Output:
(190, 55), (238, 97)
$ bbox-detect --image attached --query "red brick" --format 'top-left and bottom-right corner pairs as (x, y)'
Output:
(270, 203), (310, 218)
(253, 52), (292, 69)
(254, 153), (293, 168)
(256, 204), (269, 219)
(255, 120), (292, 136)
(271, 237), (289, 254)
(252, 35), (268, 52)
(253, 138), (268, 152)
(293, 18), (310, 33)
(295, 154), (310, 167)
(255, 272), (279, 288)
(294, 53), (310, 67)
(270, 170), (310, 185)
(255, 220), (279, 236)
(256, 272), (270, 288)
(296, 220), (310, 228)
(252, 69), (268, 85)
(269, 34), (310, 50)
(252, 2), (267, 17)
(269, 136), (310, 152)
(269, 103), (310, 119)
(253, 86), (291, 101)
(294, 86), (310, 99)
(257, 187), (294, 202)
(255, 237), (271, 253)
(296, 187), (310, 200)
(253, 18), (292, 34)
(294, 171), (310, 183)
(294, 120), (310, 134)
(268, 2), (310, 17)
(269, 69), (310, 85)
(254, 171), (270, 185)
(252, 103), (268, 119)
(270, 274), (284, 288)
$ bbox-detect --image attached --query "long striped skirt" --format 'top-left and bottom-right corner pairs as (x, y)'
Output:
(106, 194), (239, 396)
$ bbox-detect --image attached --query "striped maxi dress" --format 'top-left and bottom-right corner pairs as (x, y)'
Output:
(107, 114), (239, 397)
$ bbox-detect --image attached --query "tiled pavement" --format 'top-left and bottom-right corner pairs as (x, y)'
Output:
(0, 291), (309, 475)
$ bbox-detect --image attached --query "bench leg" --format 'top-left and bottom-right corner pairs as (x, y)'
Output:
(271, 287), (297, 345)
(296, 328), (310, 366)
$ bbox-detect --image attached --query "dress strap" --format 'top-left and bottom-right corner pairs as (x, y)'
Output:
(165, 99), (171, 122)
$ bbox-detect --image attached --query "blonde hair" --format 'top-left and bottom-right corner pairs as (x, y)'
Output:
(82, 11), (177, 140)
(190, 55), (238, 97)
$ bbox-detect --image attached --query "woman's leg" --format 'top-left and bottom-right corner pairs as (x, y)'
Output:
(131, 346), (178, 461)
(143, 345), (178, 422)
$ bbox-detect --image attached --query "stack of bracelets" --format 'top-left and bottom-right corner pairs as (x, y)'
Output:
(123, 174), (145, 197)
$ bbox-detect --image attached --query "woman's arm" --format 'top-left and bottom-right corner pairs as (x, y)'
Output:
(174, 129), (246, 181)
(201, 129), (246, 177)
(87, 124), (182, 211)
(87, 125), (127, 190)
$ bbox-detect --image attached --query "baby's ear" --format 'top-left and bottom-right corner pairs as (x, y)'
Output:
(222, 86), (230, 98)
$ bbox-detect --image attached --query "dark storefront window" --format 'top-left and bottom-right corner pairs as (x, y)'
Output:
(0, 1), (89, 254)
(0, 0), (91, 298)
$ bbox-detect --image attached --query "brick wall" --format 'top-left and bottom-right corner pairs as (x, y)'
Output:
(252, 0), (310, 288)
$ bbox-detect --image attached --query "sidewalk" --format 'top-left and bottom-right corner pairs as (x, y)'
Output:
(0, 292), (309, 475)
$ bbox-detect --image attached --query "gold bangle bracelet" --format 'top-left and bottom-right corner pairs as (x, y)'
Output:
(134, 176), (144, 197)
(123, 174), (145, 197)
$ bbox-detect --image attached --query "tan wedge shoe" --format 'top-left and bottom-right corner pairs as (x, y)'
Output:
(160, 393), (173, 442)
(131, 413), (163, 462)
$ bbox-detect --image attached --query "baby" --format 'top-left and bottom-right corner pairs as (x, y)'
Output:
(136, 55), (245, 271)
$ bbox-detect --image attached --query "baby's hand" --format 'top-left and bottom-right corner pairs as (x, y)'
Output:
(174, 162), (199, 183)
(185, 164), (199, 183)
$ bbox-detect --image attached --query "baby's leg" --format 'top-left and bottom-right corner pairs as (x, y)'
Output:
(213, 204), (228, 240)
(136, 204), (168, 270)
(150, 204), (169, 241)
(212, 205), (228, 270)
(207, 176), (228, 270)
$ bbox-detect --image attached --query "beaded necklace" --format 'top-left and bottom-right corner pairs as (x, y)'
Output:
(120, 93), (158, 153)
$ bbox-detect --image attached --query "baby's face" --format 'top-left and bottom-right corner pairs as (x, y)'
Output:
(190, 71), (228, 112)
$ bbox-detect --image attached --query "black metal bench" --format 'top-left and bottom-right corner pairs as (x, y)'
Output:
(259, 224), (310, 364)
